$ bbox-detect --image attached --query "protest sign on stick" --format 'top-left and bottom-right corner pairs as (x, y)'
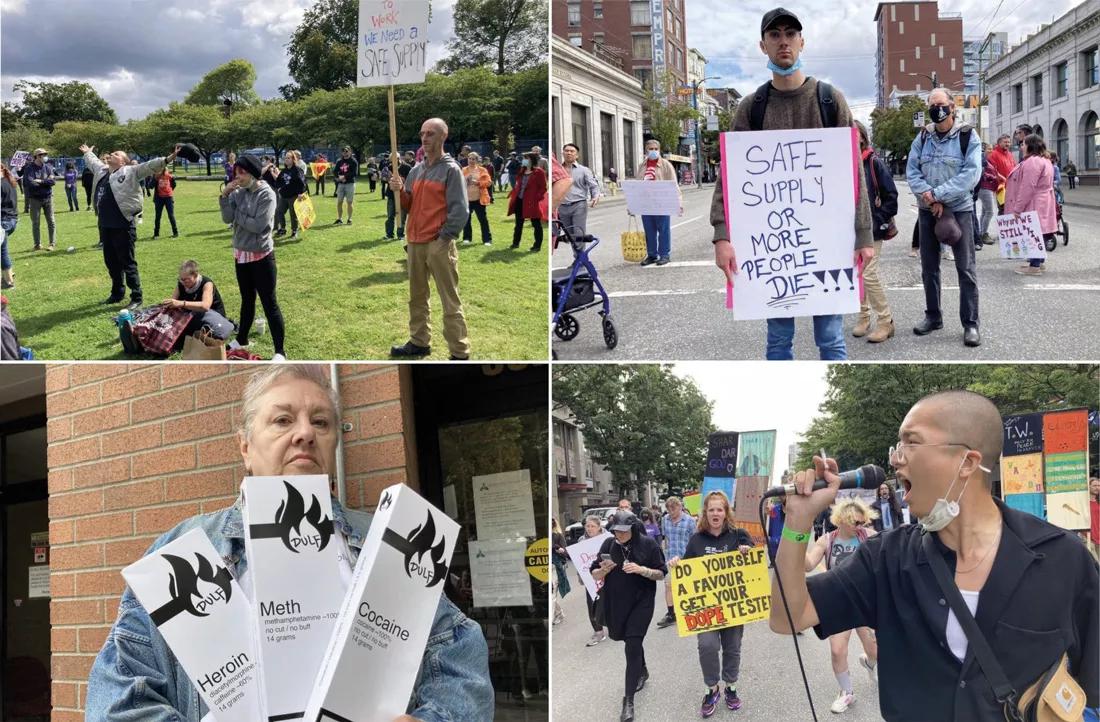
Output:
(670, 548), (771, 636)
(621, 180), (681, 216)
(996, 210), (1046, 260)
(565, 531), (612, 600)
(719, 127), (860, 320)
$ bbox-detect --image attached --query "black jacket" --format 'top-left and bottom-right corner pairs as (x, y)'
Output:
(274, 165), (306, 198)
(1, 178), (18, 223)
(863, 153), (898, 240)
(684, 525), (755, 559)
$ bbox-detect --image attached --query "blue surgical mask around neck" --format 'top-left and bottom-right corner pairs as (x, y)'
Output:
(767, 56), (803, 76)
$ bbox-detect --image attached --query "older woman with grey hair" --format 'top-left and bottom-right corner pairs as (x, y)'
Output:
(85, 365), (494, 722)
(581, 513), (609, 646)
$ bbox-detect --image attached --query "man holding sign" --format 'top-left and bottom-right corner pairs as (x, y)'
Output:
(709, 7), (873, 360)
(679, 491), (759, 717)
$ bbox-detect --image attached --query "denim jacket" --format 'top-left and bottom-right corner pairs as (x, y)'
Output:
(85, 497), (494, 722)
(905, 122), (982, 213)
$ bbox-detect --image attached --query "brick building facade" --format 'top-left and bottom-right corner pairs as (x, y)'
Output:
(875, 1), (964, 108)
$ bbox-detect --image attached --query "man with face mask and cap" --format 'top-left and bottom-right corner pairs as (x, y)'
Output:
(768, 390), (1098, 722)
(710, 7), (874, 360)
(905, 89), (983, 348)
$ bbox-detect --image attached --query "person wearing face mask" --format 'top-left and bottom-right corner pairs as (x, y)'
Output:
(81, 142), (181, 309)
(84, 365), (494, 722)
(507, 152), (548, 252)
(769, 390), (1099, 722)
(872, 482), (905, 532)
(219, 153), (287, 361)
(633, 139), (682, 266)
(683, 492), (754, 716)
(22, 148), (57, 251)
(905, 89), (983, 348)
(591, 509), (667, 722)
(710, 7), (874, 360)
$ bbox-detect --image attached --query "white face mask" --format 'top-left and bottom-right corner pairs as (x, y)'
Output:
(647, 150), (660, 160)
(919, 455), (989, 532)
(239, 176), (255, 189)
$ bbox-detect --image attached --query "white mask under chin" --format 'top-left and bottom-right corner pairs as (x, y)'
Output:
(919, 455), (991, 533)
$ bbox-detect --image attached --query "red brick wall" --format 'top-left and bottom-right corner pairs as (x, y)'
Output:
(44, 363), (412, 721)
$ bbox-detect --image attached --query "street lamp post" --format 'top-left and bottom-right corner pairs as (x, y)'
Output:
(692, 75), (721, 186)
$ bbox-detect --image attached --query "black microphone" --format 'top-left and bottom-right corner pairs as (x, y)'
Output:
(762, 464), (886, 499)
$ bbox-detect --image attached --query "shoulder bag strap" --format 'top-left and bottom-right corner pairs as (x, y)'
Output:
(922, 533), (1023, 721)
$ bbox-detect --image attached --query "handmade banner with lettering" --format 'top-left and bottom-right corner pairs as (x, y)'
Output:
(670, 548), (771, 636)
(736, 430), (776, 479)
(621, 180), (681, 216)
(565, 531), (612, 600)
(1003, 413), (1044, 456)
(1001, 453), (1044, 495)
(357, 0), (429, 88)
(996, 211), (1046, 260)
(1042, 409), (1088, 455)
(719, 127), (860, 319)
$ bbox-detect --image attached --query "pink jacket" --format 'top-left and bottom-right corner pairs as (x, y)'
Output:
(1003, 156), (1057, 234)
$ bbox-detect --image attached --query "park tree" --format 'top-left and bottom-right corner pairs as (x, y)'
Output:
(396, 68), (510, 150)
(281, 0), (359, 99)
(49, 120), (132, 156)
(298, 87), (387, 160)
(185, 59), (261, 108)
(6, 80), (117, 131)
(643, 73), (700, 154)
(553, 365), (715, 495)
(504, 64), (548, 139)
(229, 100), (312, 160)
(870, 95), (926, 165)
(796, 364), (1099, 475)
(0, 105), (50, 162)
(141, 103), (229, 175)
(437, 0), (547, 75)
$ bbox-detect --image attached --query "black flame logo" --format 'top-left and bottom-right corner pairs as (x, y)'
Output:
(149, 552), (233, 626)
(378, 490), (393, 510)
(382, 510), (449, 588)
(250, 480), (334, 553)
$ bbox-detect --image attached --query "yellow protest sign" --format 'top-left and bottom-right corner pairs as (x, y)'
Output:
(670, 548), (771, 636)
(294, 194), (316, 230)
(525, 538), (549, 582)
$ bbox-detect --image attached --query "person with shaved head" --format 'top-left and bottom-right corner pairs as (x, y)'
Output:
(767, 389), (1098, 721)
(388, 117), (471, 360)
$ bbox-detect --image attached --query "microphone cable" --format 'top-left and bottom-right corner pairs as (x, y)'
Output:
(759, 497), (820, 722)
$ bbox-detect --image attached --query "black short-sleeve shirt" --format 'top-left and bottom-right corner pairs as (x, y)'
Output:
(805, 499), (1098, 721)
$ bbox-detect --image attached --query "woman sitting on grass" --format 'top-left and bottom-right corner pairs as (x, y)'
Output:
(163, 259), (234, 348)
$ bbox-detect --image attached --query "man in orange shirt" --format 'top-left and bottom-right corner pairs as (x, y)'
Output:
(388, 118), (471, 360)
(986, 135), (1017, 213)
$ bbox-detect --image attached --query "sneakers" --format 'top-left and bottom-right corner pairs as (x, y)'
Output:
(858, 654), (877, 683)
(585, 631), (606, 647)
(655, 257), (670, 266)
(333, 218), (343, 224)
(462, 239), (472, 245)
(830, 691), (855, 713)
(656, 612), (676, 628)
(908, 248), (918, 258)
(289, 232), (298, 239)
(725, 687), (741, 711)
(390, 341), (431, 358)
(272, 353), (287, 362)
(483, 240), (492, 246)
(701, 687), (721, 718)
(228, 339), (249, 351)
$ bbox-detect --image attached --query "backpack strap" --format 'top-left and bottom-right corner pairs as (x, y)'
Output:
(816, 80), (838, 128)
(749, 81), (771, 131)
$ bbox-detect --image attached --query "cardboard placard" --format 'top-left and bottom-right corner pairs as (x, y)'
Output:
(621, 180), (681, 216)
(996, 211), (1046, 260)
(733, 477), (768, 523)
(356, 0), (429, 88)
(670, 548), (771, 636)
(565, 532), (612, 600)
(719, 127), (860, 319)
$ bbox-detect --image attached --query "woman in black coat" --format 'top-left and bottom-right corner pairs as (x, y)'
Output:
(590, 511), (667, 722)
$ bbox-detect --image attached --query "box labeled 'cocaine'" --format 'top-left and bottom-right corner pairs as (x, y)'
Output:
(243, 475), (346, 721)
(303, 483), (460, 722)
(121, 528), (262, 722)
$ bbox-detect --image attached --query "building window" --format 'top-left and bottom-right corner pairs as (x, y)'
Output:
(593, 2), (603, 19)
(890, 5), (895, 21)
(930, 32), (935, 45)
(593, 32), (605, 45)
(623, 119), (636, 178)
(899, 20), (904, 34)
(996, 92), (1002, 115)
(632, 34), (652, 60)
(1055, 62), (1068, 98)
(567, 2), (580, 26)
(915, 46), (920, 59)
(951, 58), (956, 72)
(1084, 110), (1100, 170)
(569, 34), (582, 47)
(552, 96), (562, 158)
(630, 1), (649, 26)
(571, 103), (590, 163)
(1053, 118), (1069, 164)
(1013, 84), (1023, 113)
(600, 112), (616, 178)
(899, 58), (905, 73)
(939, 46), (944, 59)
(634, 68), (651, 88)
(915, 4), (920, 20)
(1031, 74), (1043, 107)
(1082, 47), (1099, 89)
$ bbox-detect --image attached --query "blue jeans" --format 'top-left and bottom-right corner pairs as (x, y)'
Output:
(765, 314), (847, 360)
(1, 218), (14, 270)
(641, 214), (671, 259)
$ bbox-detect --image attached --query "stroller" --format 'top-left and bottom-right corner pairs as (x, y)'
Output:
(1046, 193), (1069, 251)
(551, 221), (617, 351)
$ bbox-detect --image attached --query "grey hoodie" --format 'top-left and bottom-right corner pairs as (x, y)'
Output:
(219, 181), (276, 255)
(82, 151), (166, 222)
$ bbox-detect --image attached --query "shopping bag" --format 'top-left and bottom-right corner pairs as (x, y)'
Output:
(181, 331), (227, 361)
(294, 194), (316, 230)
(620, 217), (647, 262)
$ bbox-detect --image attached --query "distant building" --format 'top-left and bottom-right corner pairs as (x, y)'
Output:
(963, 32), (1007, 95)
(554, 406), (618, 524)
(984, 0), (1100, 181)
(706, 87), (743, 114)
(874, 1), (964, 109)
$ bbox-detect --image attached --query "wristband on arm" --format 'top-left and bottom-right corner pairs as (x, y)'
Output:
(781, 527), (812, 544)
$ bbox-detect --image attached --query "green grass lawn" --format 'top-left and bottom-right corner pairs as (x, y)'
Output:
(5, 179), (548, 360)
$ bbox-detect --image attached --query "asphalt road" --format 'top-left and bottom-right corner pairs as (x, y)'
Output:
(551, 564), (883, 722)
(551, 183), (1100, 360)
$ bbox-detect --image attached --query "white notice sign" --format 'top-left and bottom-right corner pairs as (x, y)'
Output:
(469, 539), (533, 607)
(622, 180), (681, 216)
(472, 469), (535, 539)
(28, 566), (50, 598)
(357, 0), (429, 88)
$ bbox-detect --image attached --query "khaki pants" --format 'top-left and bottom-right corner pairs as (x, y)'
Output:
(860, 240), (892, 324)
(407, 238), (470, 357)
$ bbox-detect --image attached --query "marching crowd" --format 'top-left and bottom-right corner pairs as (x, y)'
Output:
(0, 128), (549, 359)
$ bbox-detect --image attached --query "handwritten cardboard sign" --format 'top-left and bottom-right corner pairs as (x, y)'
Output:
(621, 180), (681, 216)
(566, 532), (612, 600)
(705, 432), (739, 478)
(996, 211), (1046, 260)
(1003, 413), (1044, 456)
(670, 548), (770, 636)
(357, 0), (429, 88)
(9, 151), (30, 173)
(719, 127), (860, 319)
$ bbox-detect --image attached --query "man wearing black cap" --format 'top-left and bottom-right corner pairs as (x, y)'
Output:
(333, 146), (358, 224)
(591, 510), (667, 722)
(710, 7), (874, 361)
(80, 142), (180, 308)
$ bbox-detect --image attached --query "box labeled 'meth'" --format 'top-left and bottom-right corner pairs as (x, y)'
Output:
(303, 483), (460, 722)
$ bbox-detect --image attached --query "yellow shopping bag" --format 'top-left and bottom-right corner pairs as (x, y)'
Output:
(294, 194), (316, 230)
(996, 186), (1006, 207)
(620, 217), (647, 262)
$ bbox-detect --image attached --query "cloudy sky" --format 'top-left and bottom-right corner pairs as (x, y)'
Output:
(686, 0), (1084, 127)
(674, 362), (830, 484)
(0, 0), (457, 121)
